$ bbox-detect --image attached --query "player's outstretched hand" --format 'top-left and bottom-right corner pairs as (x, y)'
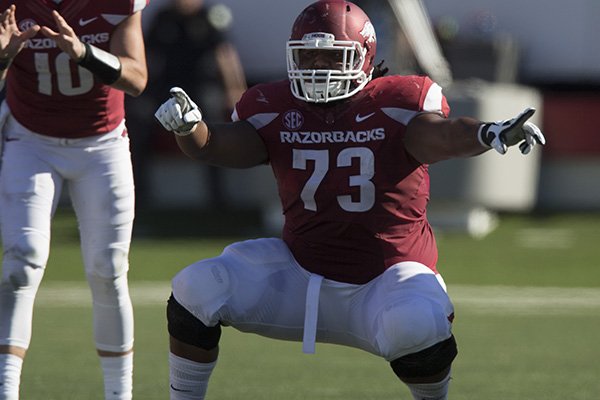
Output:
(154, 87), (203, 136)
(39, 10), (85, 60)
(0, 5), (40, 60)
(478, 108), (546, 155)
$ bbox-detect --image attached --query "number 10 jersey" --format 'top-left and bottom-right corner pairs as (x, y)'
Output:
(2, 0), (148, 138)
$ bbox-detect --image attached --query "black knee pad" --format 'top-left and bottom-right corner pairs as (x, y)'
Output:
(166, 293), (221, 351)
(390, 335), (458, 379)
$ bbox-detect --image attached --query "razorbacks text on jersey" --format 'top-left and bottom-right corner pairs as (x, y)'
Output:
(234, 75), (450, 284)
(1, 0), (148, 138)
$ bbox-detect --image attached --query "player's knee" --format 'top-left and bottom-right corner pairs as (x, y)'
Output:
(86, 272), (129, 306)
(88, 246), (129, 279)
(167, 293), (221, 351)
(381, 297), (449, 354)
(86, 249), (127, 297)
(4, 231), (50, 270)
(390, 335), (458, 380)
(2, 233), (48, 288)
(1, 261), (44, 290)
(171, 259), (231, 319)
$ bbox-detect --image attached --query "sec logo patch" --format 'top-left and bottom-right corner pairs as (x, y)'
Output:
(283, 110), (304, 130)
(19, 19), (37, 31)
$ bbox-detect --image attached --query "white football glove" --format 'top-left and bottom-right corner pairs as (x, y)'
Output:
(154, 87), (203, 136)
(477, 107), (546, 155)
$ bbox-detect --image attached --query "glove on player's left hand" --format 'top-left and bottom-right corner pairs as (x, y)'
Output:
(154, 87), (203, 136)
(478, 107), (546, 155)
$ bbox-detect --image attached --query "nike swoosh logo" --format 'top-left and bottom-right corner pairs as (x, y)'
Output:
(79, 17), (98, 26)
(170, 384), (193, 393)
(355, 112), (375, 123)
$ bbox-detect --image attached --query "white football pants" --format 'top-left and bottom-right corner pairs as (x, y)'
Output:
(0, 111), (135, 353)
(172, 237), (454, 361)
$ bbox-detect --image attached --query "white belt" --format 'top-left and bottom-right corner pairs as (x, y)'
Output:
(302, 273), (323, 354)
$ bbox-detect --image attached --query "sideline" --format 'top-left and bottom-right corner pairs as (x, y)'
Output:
(35, 281), (600, 315)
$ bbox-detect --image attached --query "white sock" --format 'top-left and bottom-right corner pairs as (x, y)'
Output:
(100, 353), (133, 400)
(406, 372), (452, 400)
(0, 354), (23, 400)
(169, 353), (217, 400)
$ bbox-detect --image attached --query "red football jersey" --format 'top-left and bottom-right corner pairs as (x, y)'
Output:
(2, 0), (148, 138)
(234, 75), (450, 284)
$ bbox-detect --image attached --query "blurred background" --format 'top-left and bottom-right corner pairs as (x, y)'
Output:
(126, 0), (600, 238)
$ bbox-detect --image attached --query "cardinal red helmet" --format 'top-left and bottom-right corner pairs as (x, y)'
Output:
(287, 0), (377, 103)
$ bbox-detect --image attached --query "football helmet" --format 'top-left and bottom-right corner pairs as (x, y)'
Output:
(287, 0), (377, 103)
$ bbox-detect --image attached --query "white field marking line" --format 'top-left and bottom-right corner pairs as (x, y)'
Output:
(34, 282), (600, 315)
(35, 282), (172, 307)
(450, 285), (600, 315)
(515, 228), (575, 249)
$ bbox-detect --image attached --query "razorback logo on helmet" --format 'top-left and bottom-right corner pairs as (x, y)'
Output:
(359, 21), (376, 44)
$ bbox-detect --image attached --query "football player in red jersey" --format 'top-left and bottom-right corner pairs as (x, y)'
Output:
(155, 1), (545, 399)
(0, 1), (148, 399)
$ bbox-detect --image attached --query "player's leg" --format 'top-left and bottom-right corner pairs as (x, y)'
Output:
(167, 294), (220, 399)
(361, 262), (457, 400)
(326, 262), (456, 400)
(69, 131), (135, 400)
(167, 238), (308, 400)
(0, 129), (62, 400)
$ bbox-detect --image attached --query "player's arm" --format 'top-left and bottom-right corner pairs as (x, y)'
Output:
(404, 112), (486, 164)
(177, 120), (268, 168)
(404, 109), (545, 164)
(155, 87), (268, 168)
(107, 10), (147, 96)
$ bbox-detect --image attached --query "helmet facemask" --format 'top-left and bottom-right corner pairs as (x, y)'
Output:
(287, 33), (371, 103)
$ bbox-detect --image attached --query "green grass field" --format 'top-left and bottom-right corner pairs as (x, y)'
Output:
(7, 210), (600, 399)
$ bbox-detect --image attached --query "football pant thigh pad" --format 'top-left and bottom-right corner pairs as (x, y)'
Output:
(167, 294), (222, 351)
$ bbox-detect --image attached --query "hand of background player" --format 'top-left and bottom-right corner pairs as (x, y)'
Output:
(0, 5), (40, 60)
(154, 87), (203, 136)
(478, 108), (546, 155)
